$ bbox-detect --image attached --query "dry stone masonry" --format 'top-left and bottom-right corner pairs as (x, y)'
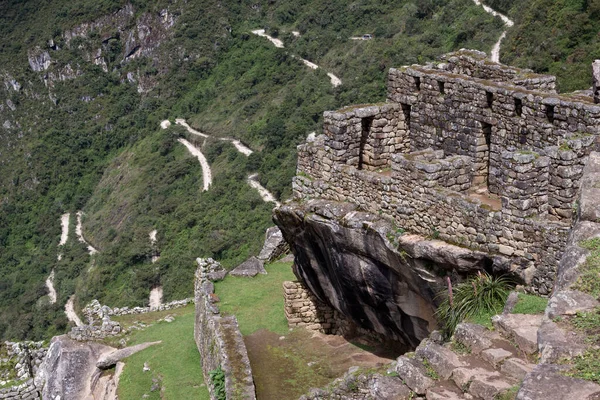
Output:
(293, 50), (600, 295)
(194, 258), (256, 400)
(0, 342), (46, 400)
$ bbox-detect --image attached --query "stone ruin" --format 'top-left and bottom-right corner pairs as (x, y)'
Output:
(274, 50), (600, 349)
(293, 49), (600, 295)
(0, 341), (46, 400)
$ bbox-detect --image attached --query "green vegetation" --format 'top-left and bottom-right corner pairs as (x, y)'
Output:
(565, 348), (600, 384)
(208, 367), (226, 400)
(496, 385), (520, 400)
(511, 293), (548, 315)
(115, 304), (209, 400)
(572, 238), (600, 297)
(450, 340), (472, 355)
(435, 272), (511, 337)
(422, 359), (440, 380)
(214, 261), (296, 335)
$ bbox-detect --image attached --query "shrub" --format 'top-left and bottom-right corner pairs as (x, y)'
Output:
(209, 366), (226, 400)
(435, 272), (511, 337)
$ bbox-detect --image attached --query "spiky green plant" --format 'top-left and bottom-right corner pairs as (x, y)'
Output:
(435, 272), (511, 337)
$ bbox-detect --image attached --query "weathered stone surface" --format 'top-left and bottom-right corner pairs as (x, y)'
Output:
(395, 356), (435, 395)
(502, 291), (519, 314)
(491, 314), (542, 355)
(274, 199), (507, 346)
(196, 257), (227, 281)
(481, 348), (512, 368)
(537, 319), (587, 364)
(230, 256), (266, 277)
(370, 375), (412, 399)
(34, 335), (115, 400)
(453, 323), (493, 354)
(469, 376), (513, 400)
(593, 60), (600, 104)
(451, 367), (496, 391)
(416, 340), (464, 380)
(516, 364), (600, 400)
(545, 290), (599, 320)
(257, 226), (290, 262)
(426, 387), (470, 399)
(96, 341), (161, 369)
(579, 152), (600, 221)
(500, 358), (535, 381)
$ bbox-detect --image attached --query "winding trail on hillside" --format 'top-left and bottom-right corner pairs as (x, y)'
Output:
(162, 119), (281, 205)
(45, 269), (57, 304)
(248, 174), (281, 206)
(177, 138), (212, 191)
(150, 229), (160, 263)
(149, 286), (163, 309)
(65, 295), (84, 327)
(251, 29), (342, 87)
(76, 211), (98, 255)
(57, 212), (70, 260)
(472, 0), (514, 62)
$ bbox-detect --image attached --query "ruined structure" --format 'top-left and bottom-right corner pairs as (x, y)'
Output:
(276, 50), (600, 347)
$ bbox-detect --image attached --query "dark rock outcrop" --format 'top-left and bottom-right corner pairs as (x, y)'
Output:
(274, 199), (497, 347)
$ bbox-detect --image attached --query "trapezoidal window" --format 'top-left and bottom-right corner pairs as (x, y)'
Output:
(481, 122), (492, 186)
(401, 103), (411, 129)
(438, 81), (445, 94)
(414, 76), (421, 91)
(546, 105), (555, 123)
(486, 91), (494, 108)
(514, 98), (523, 117)
(358, 116), (374, 170)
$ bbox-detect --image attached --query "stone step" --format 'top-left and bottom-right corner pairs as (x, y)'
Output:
(468, 374), (515, 400)
(500, 357), (535, 381)
(426, 382), (473, 399)
(416, 339), (465, 380)
(517, 363), (600, 400)
(491, 313), (543, 355)
(453, 323), (496, 354)
(395, 355), (436, 395)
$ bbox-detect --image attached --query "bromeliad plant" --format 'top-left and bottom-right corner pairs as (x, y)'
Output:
(435, 271), (511, 338)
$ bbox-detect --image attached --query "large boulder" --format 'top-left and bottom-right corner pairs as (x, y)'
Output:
(257, 226), (290, 262)
(274, 199), (495, 347)
(230, 256), (267, 277)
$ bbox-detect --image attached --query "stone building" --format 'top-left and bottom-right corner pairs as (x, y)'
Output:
(278, 50), (600, 346)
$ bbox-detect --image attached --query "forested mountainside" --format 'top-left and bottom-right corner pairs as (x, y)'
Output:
(0, 0), (593, 341)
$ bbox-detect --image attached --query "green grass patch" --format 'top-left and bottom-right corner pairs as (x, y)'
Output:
(116, 304), (209, 400)
(435, 272), (511, 337)
(573, 238), (600, 297)
(570, 308), (600, 345)
(511, 293), (548, 315)
(496, 385), (520, 400)
(214, 261), (296, 336)
(564, 348), (600, 384)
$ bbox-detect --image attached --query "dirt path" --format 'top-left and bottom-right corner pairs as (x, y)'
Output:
(174, 118), (208, 138)
(251, 30), (342, 87)
(247, 173), (281, 206)
(177, 138), (212, 191)
(221, 137), (254, 156)
(472, 0), (514, 62)
(46, 269), (57, 304)
(76, 211), (98, 255)
(65, 295), (84, 327)
(57, 213), (70, 260)
(149, 286), (163, 309)
(160, 120), (171, 129)
(150, 229), (160, 263)
(245, 328), (398, 400)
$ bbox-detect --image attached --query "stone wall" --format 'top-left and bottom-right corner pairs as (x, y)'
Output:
(294, 138), (570, 294)
(283, 281), (341, 334)
(439, 50), (557, 92)
(194, 260), (255, 400)
(0, 379), (41, 400)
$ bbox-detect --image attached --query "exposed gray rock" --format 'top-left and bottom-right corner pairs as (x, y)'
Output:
(96, 341), (161, 369)
(453, 323), (493, 354)
(257, 226), (290, 262)
(370, 375), (411, 399)
(27, 47), (52, 71)
(502, 291), (519, 314)
(491, 314), (542, 355)
(274, 200), (498, 346)
(469, 375), (513, 400)
(537, 319), (587, 364)
(481, 348), (512, 368)
(501, 358), (535, 381)
(545, 290), (599, 320)
(229, 256), (266, 277)
(416, 340), (464, 380)
(395, 356), (435, 395)
(579, 152), (600, 221)
(35, 335), (115, 400)
(593, 60), (600, 104)
(516, 364), (600, 400)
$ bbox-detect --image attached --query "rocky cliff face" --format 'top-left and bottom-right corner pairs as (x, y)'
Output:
(274, 199), (499, 348)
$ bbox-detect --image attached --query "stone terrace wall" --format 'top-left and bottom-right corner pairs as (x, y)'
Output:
(0, 342), (46, 400)
(194, 262), (256, 400)
(439, 50), (557, 92)
(294, 140), (570, 294)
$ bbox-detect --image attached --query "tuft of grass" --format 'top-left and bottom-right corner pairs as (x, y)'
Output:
(435, 272), (511, 337)
(570, 308), (600, 345)
(214, 261), (296, 336)
(573, 238), (600, 297)
(564, 348), (600, 384)
(116, 304), (209, 400)
(422, 359), (439, 380)
(451, 340), (472, 355)
(496, 385), (520, 400)
(511, 293), (548, 315)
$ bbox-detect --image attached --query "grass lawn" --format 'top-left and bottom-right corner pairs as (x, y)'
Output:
(115, 304), (209, 400)
(214, 261), (296, 335)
